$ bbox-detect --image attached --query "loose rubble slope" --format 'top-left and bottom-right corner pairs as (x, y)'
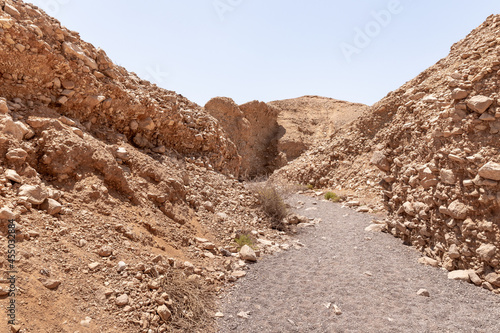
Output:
(275, 14), (500, 291)
(0, 1), (290, 332)
(269, 95), (368, 162)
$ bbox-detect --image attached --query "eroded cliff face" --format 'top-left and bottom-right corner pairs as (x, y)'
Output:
(276, 15), (500, 289)
(205, 97), (285, 178)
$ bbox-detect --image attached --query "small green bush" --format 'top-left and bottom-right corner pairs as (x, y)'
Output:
(234, 234), (254, 249)
(306, 184), (314, 190)
(324, 191), (341, 202)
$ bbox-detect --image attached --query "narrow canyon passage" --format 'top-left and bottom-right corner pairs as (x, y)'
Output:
(217, 195), (500, 333)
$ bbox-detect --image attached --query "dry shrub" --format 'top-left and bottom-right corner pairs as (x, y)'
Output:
(251, 183), (289, 230)
(269, 178), (307, 199)
(162, 269), (215, 333)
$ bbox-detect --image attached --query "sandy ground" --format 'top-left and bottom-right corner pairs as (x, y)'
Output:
(217, 194), (500, 333)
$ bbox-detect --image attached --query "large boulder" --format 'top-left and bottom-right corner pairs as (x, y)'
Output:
(447, 200), (470, 220)
(478, 161), (500, 181)
(370, 151), (390, 172)
(467, 95), (493, 113)
(18, 184), (48, 205)
(476, 244), (497, 262)
(239, 245), (257, 262)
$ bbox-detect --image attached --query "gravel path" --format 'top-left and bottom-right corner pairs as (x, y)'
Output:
(217, 194), (500, 333)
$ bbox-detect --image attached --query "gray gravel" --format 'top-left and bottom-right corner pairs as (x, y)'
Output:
(217, 194), (500, 333)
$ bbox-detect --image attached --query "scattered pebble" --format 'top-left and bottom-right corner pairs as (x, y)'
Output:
(237, 311), (250, 319)
(417, 289), (430, 297)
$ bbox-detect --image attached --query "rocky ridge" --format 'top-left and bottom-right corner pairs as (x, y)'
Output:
(0, 1), (301, 332)
(275, 14), (500, 291)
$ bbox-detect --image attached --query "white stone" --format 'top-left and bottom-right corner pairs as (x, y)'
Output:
(0, 98), (8, 113)
(402, 201), (416, 216)
(422, 94), (438, 103)
(237, 311), (250, 319)
(448, 244), (460, 259)
(1, 118), (29, 141)
(239, 245), (257, 262)
(447, 200), (469, 220)
(451, 88), (469, 100)
(4, 3), (21, 18)
(448, 270), (471, 282)
(115, 147), (129, 160)
(370, 151), (390, 171)
(84, 95), (106, 108)
(62, 42), (98, 70)
(98, 246), (112, 257)
(117, 261), (127, 272)
(231, 271), (246, 279)
(80, 317), (92, 328)
(440, 169), (455, 184)
(418, 257), (439, 267)
(88, 262), (101, 270)
(41, 198), (62, 215)
(157, 305), (171, 322)
(365, 223), (385, 232)
(0, 207), (15, 220)
(6, 148), (28, 163)
(417, 289), (430, 297)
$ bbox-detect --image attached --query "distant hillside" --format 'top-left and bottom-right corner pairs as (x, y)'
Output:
(269, 96), (369, 161)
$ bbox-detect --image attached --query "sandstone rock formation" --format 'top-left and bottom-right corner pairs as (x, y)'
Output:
(205, 97), (285, 178)
(275, 14), (500, 290)
(269, 96), (368, 161)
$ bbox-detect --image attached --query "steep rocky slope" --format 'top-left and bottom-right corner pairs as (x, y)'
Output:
(275, 14), (500, 291)
(0, 1), (291, 332)
(269, 96), (368, 162)
(0, 0), (240, 176)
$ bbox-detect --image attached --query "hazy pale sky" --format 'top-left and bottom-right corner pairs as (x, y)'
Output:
(28, 0), (499, 106)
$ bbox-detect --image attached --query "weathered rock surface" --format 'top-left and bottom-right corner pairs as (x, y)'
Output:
(204, 97), (284, 177)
